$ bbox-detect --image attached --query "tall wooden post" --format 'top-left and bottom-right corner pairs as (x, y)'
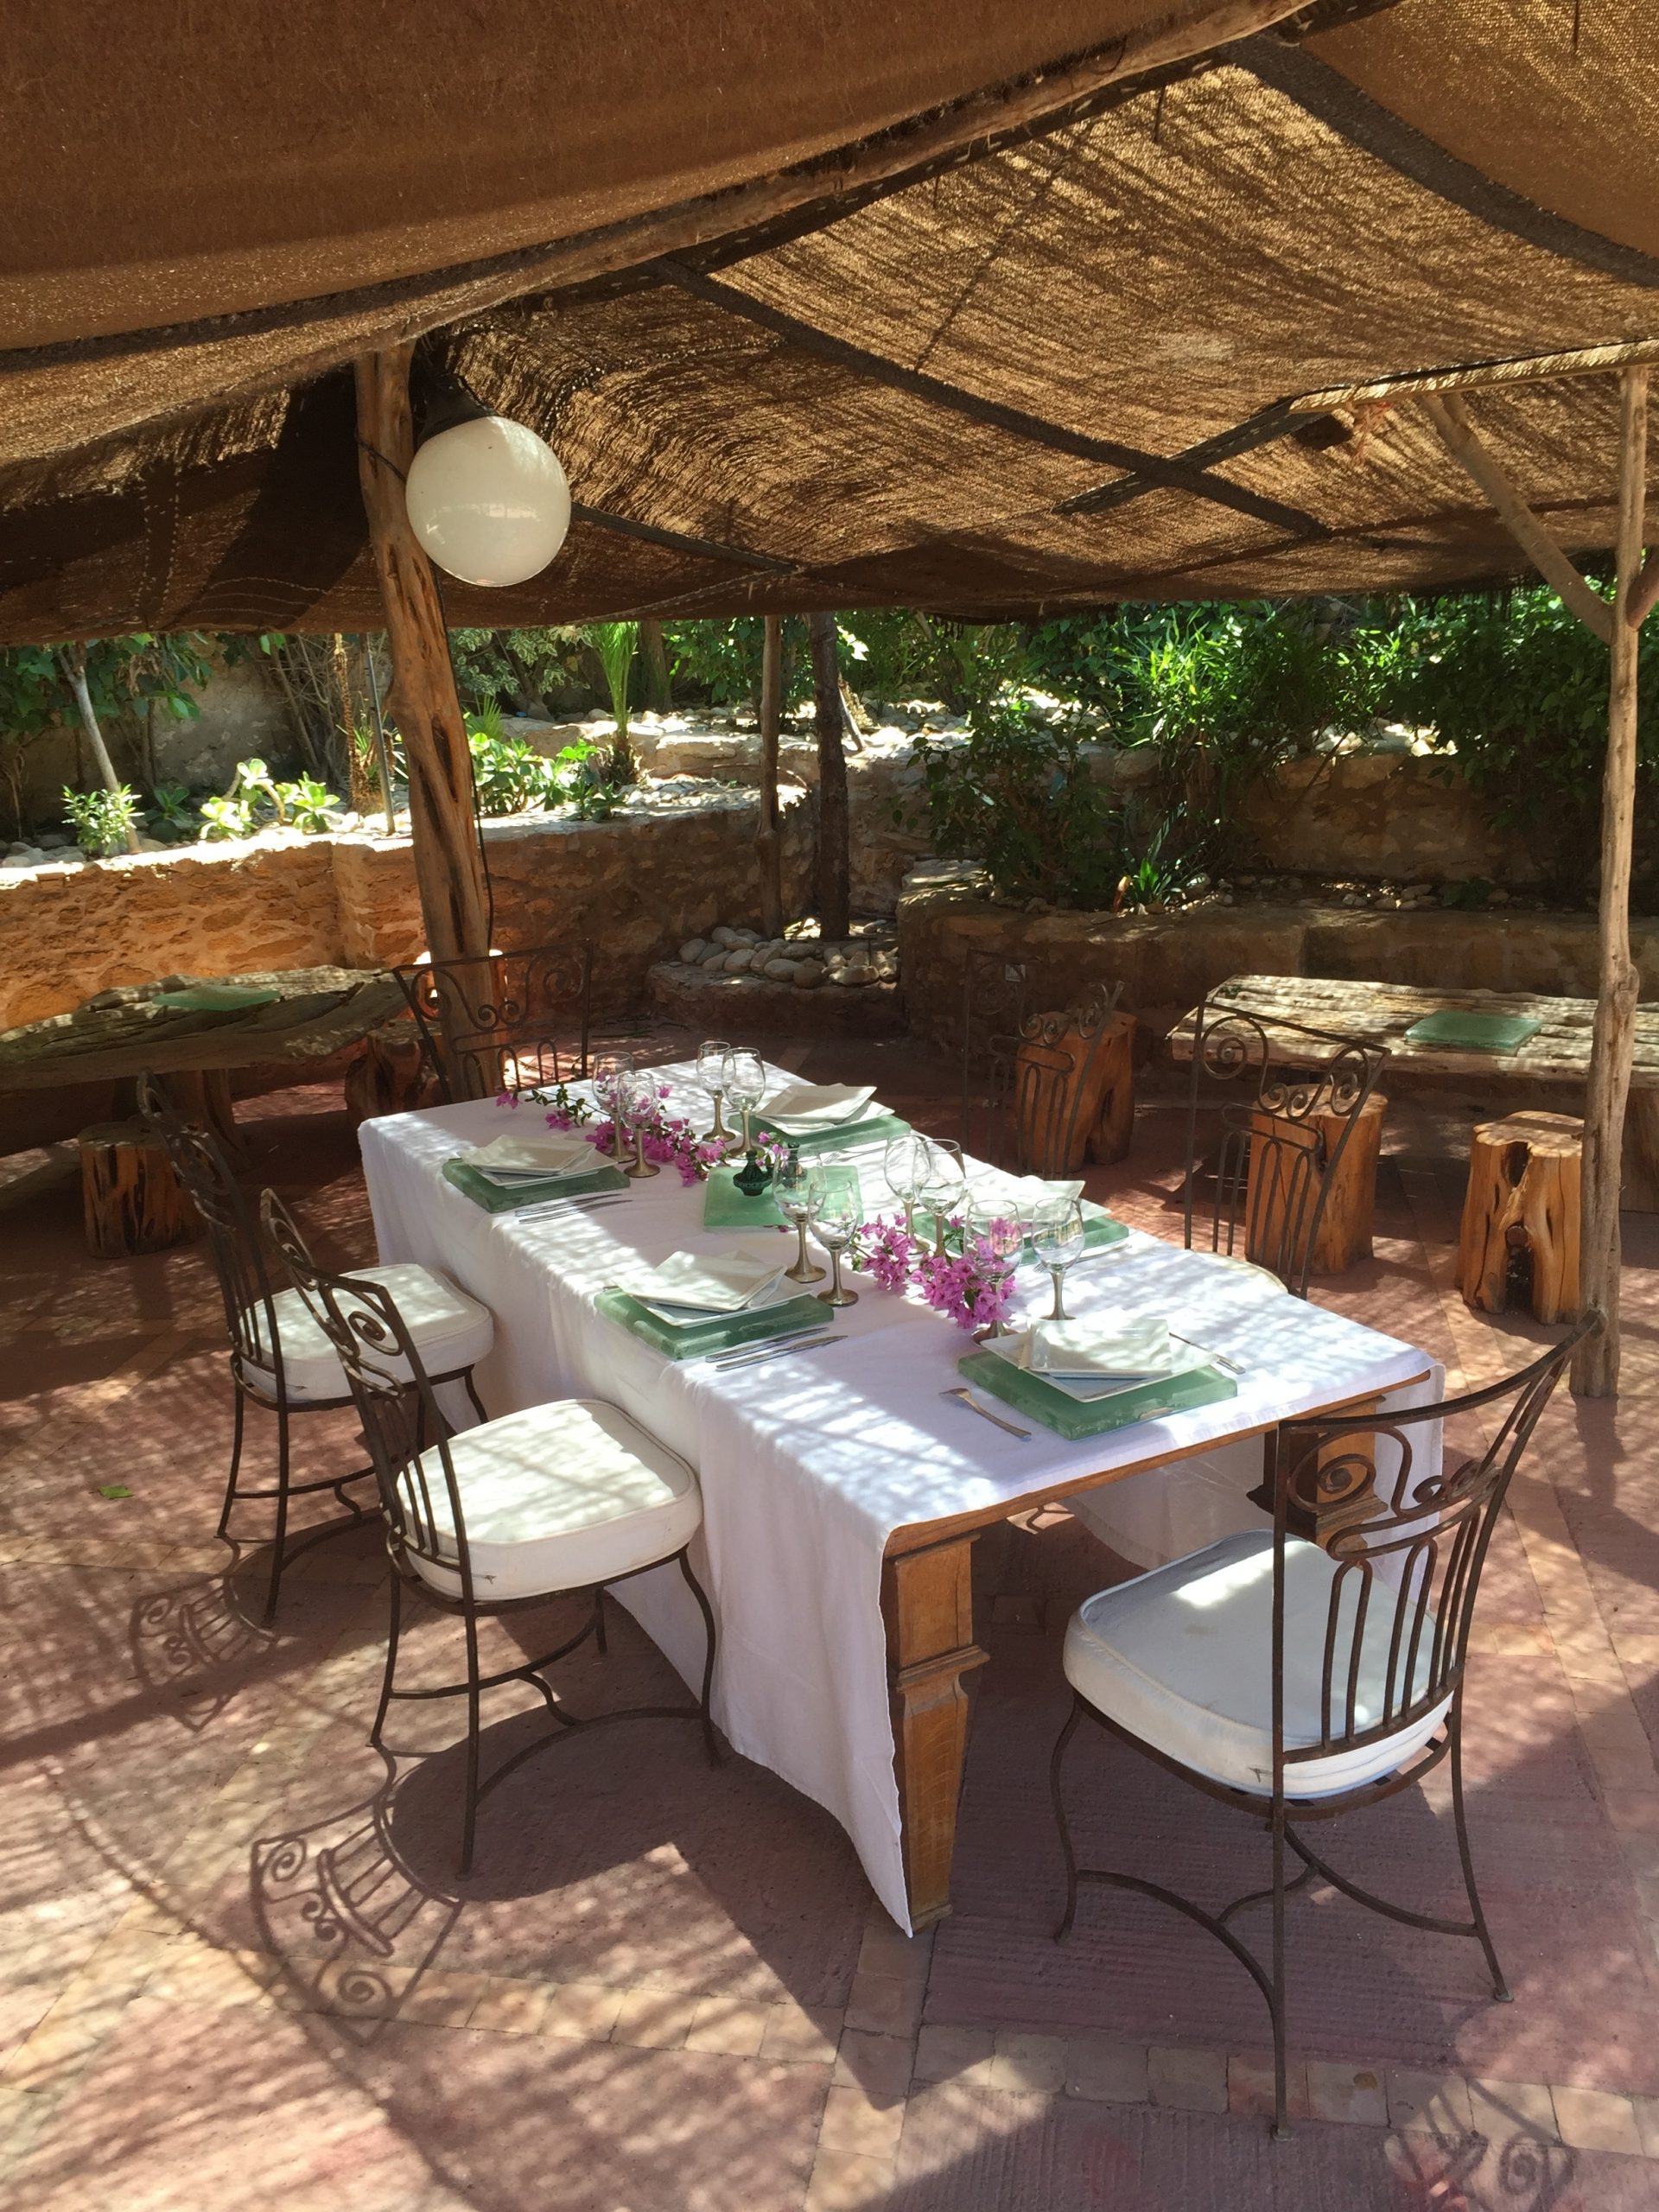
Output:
(354, 347), (490, 966)
(755, 615), (785, 938)
(1574, 365), (1649, 1396)
(809, 611), (851, 940)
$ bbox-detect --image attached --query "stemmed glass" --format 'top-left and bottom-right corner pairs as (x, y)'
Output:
(775, 1147), (826, 1284)
(810, 1163), (864, 1309)
(592, 1049), (636, 1166)
(696, 1038), (734, 1151)
(918, 1137), (964, 1255)
(1031, 1198), (1089, 1321)
(882, 1133), (930, 1235)
(617, 1068), (660, 1179)
(722, 1048), (767, 1156)
(964, 1192), (1025, 1339)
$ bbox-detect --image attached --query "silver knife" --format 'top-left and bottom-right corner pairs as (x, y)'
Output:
(513, 1194), (630, 1219)
(712, 1332), (845, 1371)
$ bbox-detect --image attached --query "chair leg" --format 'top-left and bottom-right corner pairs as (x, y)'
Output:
(459, 1607), (482, 1878)
(263, 1403), (291, 1625)
(461, 1369), (488, 1426)
(678, 1550), (721, 1766)
(591, 1586), (608, 1658)
(370, 1568), (403, 1748)
(1270, 1796), (1291, 2140)
(1050, 1695), (1084, 1942)
(218, 1386), (245, 1541)
(1450, 1707), (1510, 2002)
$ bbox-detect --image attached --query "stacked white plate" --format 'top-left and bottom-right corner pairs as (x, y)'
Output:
(625, 1249), (790, 1326)
(988, 1313), (1207, 1402)
(454, 1133), (600, 1189)
(762, 1083), (883, 1134)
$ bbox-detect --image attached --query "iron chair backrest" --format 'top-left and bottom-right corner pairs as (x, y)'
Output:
(393, 942), (594, 1103)
(1267, 1324), (1586, 1793)
(1182, 997), (1388, 1298)
(260, 1191), (477, 1608)
(959, 946), (1027, 1165)
(138, 1072), (290, 1394)
(995, 985), (1125, 1179)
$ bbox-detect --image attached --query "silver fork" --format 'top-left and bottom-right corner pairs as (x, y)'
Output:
(941, 1386), (1032, 1440)
(513, 1194), (630, 1220)
(713, 1332), (846, 1372)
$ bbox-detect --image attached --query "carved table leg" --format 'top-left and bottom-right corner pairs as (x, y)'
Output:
(881, 1534), (988, 1929)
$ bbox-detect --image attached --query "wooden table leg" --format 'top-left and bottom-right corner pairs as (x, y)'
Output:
(881, 1535), (988, 1929)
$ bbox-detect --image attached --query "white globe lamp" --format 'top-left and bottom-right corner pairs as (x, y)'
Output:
(404, 415), (571, 587)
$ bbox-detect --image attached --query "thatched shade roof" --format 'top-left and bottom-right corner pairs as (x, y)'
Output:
(3, 0), (1655, 638)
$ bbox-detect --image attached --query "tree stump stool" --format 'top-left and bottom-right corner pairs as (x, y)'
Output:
(344, 1018), (429, 1125)
(1457, 1109), (1580, 1323)
(77, 1119), (199, 1259)
(1246, 1090), (1388, 1276)
(1013, 1009), (1135, 1173)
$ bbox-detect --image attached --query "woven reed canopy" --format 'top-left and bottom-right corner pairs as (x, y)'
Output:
(3, 0), (1656, 639)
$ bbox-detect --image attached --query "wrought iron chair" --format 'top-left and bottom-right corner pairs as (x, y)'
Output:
(392, 942), (594, 1103)
(262, 1192), (720, 1877)
(1050, 1324), (1586, 2139)
(1181, 994), (1388, 1297)
(138, 1076), (493, 1623)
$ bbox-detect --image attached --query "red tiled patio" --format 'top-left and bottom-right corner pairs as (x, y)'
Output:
(3, 1029), (1658, 2212)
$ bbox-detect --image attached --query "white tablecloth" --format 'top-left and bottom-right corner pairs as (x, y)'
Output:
(358, 1064), (1439, 1929)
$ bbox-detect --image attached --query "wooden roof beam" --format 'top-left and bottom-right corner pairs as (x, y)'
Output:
(1420, 392), (1613, 645)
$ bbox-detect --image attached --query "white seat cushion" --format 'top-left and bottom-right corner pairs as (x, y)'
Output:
(242, 1263), (493, 1404)
(1064, 1529), (1450, 1799)
(399, 1397), (702, 1603)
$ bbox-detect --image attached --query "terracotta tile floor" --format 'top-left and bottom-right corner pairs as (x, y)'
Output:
(3, 1025), (1658, 2209)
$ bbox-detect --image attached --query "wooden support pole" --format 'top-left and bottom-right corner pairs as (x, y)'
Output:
(1574, 365), (1649, 1397)
(1629, 550), (1659, 633)
(809, 612), (851, 940)
(755, 615), (785, 940)
(1421, 394), (1615, 645)
(353, 347), (490, 966)
(639, 618), (672, 713)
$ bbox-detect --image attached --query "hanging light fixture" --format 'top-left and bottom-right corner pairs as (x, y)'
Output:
(404, 412), (572, 588)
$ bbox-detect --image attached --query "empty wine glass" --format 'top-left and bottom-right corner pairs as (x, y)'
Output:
(1031, 1198), (1088, 1321)
(617, 1068), (660, 1179)
(810, 1162), (863, 1309)
(882, 1133), (930, 1234)
(775, 1145), (825, 1284)
(964, 1192), (1025, 1339)
(591, 1048), (636, 1164)
(722, 1047), (767, 1154)
(696, 1037), (733, 1148)
(918, 1137), (964, 1255)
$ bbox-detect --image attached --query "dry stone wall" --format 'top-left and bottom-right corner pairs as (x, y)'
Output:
(0, 787), (813, 1031)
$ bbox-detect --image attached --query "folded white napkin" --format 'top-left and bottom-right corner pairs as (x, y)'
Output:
(763, 1083), (879, 1130)
(629, 1248), (785, 1315)
(1020, 1314), (1173, 1380)
(458, 1133), (596, 1181)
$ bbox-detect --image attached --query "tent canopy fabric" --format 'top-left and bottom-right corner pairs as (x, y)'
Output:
(3, 0), (1655, 640)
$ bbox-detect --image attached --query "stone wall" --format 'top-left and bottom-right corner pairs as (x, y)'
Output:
(897, 880), (1659, 1052)
(0, 787), (814, 1032)
(1238, 753), (1541, 885)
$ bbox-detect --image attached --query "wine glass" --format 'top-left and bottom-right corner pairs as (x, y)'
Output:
(696, 1037), (733, 1149)
(617, 1067), (660, 1179)
(964, 1191), (1025, 1339)
(882, 1133), (929, 1234)
(776, 1145), (825, 1284)
(810, 1162), (864, 1309)
(591, 1048), (636, 1164)
(1031, 1198), (1088, 1321)
(918, 1137), (964, 1255)
(722, 1047), (767, 1155)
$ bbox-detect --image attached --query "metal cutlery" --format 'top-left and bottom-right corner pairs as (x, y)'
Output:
(941, 1386), (1031, 1440)
(1170, 1332), (1244, 1376)
(512, 1194), (630, 1220)
(711, 1332), (846, 1372)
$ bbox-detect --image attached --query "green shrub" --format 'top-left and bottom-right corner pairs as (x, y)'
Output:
(61, 784), (141, 857)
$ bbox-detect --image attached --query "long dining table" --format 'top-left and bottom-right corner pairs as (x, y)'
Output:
(358, 1056), (1438, 1932)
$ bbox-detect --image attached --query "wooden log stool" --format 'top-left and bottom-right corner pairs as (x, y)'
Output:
(1013, 1008), (1136, 1173)
(1456, 1109), (1580, 1323)
(1246, 1089), (1388, 1276)
(344, 1016), (429, 1125)
(76, 1118), (200, 1259)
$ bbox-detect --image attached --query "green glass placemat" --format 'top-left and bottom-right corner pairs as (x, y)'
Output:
(912, 1204), (1128, 1256)
(152, 982), (281, 1012)
(1403, 1010), (1543, 1052)
(596, 1287), (828, 1360)
(443, 1158), (631, 1213)
(753, 1110), (910, 1157)
(702, 1165), (788, 1229)
(957, 1349), (1236, 1440)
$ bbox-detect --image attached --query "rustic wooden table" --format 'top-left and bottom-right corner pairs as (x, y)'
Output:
(1167, 972), (1659, 1210)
